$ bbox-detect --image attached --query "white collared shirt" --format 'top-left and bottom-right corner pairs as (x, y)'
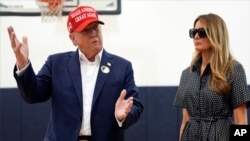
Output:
(79, 49), (102, 136)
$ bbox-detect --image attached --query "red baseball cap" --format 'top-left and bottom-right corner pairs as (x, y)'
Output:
(67, 6), (104, 33)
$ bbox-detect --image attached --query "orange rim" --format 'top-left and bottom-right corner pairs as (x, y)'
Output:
(39, 0), (63, 10)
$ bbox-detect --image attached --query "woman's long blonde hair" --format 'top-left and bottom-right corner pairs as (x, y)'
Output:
(190, 13), (234, 95)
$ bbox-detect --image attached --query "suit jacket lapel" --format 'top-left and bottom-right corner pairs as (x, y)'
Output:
(92, 50), (113, 107)
(67, 51), (83, 107)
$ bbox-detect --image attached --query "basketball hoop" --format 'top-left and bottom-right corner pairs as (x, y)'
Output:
(36, 0), (64, 22)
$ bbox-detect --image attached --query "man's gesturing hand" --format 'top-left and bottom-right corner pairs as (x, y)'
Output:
(7, 26), (29, 69)
(115, 89), (133, 121)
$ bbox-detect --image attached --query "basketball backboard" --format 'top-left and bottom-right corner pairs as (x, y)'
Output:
(0, 0), (121, 16)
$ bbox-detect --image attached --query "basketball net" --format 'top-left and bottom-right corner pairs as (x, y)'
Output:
(36, 0), (64, 22)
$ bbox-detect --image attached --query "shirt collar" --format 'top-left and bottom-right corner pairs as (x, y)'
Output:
(78, 48), (103, 64)
(192, 57), (211, 75)
(192, 57), (202, 72)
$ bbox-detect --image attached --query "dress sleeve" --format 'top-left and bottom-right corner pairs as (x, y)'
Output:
(229, 62), (250, 109)
(173, 68), (190, 108)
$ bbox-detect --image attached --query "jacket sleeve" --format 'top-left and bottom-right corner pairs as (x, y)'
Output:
(13, 61), (51, 104)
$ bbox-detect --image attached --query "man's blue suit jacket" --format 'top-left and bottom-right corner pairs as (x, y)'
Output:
(14, 49), (143, 141)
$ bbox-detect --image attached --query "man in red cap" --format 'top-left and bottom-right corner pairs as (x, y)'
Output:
(7, 5), (143, 141)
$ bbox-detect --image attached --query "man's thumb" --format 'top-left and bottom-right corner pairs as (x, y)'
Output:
(118, 89), (127, 101)
(22, 36), (28, 45)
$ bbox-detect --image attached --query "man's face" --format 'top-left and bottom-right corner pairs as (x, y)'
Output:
(70, 22), (103, 60)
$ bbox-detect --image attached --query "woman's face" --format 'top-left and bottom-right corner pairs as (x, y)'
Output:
(193, 20), (211, 53)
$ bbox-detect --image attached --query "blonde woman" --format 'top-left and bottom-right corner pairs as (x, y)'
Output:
(174, 13), (250, 141)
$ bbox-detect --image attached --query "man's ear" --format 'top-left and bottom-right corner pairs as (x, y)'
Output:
(69, 34), (77, 46)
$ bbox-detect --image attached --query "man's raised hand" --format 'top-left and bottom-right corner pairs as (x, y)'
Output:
(7, 26), (29, 69)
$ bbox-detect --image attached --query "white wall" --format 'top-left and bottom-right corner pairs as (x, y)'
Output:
(0, 0), (250, 87)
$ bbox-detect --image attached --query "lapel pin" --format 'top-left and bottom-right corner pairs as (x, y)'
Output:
(107, 62), (111, 67)
(101, 65), (110, 74)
